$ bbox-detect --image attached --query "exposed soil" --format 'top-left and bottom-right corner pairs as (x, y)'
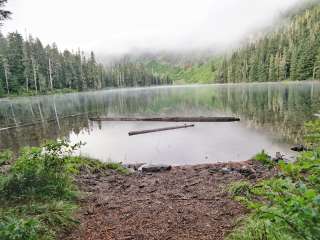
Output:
(64, 160), (274, 240)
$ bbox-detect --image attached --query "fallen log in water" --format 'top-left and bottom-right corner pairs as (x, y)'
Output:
(128, 124), (195, 136)
(90, 116), (240, 122)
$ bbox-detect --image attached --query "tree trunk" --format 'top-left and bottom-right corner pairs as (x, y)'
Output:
(129, 124), (195, 136)
(90, 116), (241, 122)
(49, 58), (53, 90)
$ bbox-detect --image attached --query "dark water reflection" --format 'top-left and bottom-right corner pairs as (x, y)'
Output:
(0, 82), (319, 164)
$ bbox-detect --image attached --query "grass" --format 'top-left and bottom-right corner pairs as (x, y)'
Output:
(253, 150), (275, 167)
(228, 120), (320, 240)
(0, 140), (128, 240)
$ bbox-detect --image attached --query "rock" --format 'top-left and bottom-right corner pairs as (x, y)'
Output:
(221, 167), (232, 174)
(138, 164), (172, 173)
(238, 166), (255, 177)
(0, 164), (11, 174)
(127, 168), (136, 174)
(123, 163), (145, 171)
(291, 144), (308, 152)
(272, 152), (284, 163)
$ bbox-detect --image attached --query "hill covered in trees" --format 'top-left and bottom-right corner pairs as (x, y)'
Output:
(0, 33), (172, 97)
(215, 3), (320, 83)
(118, 50), (218, 84)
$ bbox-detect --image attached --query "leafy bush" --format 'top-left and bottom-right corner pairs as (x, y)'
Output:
(0, 140), (129, 240)
(0, 216), (41, 240)
(1, 141), (82, 200)
(0, 141), (81, 239)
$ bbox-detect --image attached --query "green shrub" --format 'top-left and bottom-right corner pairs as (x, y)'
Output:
(0, 216), (41, 240)
(1, 142), (80, 201)
(253, 150), (274, 167)
(0, 140), (130, 240)
(0, 141), (82, 239)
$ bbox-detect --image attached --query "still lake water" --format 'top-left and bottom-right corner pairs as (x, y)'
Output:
(0, 81), (319, 165)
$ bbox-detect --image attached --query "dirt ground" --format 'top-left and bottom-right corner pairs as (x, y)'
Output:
(64, 161), (273, 240)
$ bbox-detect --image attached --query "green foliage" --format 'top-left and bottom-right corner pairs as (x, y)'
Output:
(0, 140), (127, 239)
(253, 150), (274, 167)
(104, 162), (130, 175)
(229, 120), (320, 240)
(65, 156), (129, 175)
(229, 181), (252, 199)
(1, 141), (82, 200)
(0, 216), (40, 240)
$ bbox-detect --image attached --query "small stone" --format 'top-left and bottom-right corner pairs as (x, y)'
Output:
(127, 168), (136, 174)
(291, 144), (308, 152)
(272, 152), (284, 163)
(123, 163), (145, 171)
(221, 167), (232, 174)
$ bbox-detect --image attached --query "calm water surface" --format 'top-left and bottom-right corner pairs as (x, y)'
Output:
(0, 81), (319, 165)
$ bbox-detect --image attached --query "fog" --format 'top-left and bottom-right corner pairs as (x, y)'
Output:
(3, 0), (304, 55)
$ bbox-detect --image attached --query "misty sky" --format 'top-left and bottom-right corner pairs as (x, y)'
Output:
(3, 0), (302, 54)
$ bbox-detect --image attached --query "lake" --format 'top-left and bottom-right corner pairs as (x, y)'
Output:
(0, 81), (319, 165)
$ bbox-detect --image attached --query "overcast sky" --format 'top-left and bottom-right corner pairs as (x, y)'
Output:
(2, 0), (302, 55)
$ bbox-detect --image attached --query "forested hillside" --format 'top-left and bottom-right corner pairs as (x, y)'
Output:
(143, 59), (217, 84)
(129, 51), (218, 84)
(215, 3), (320, 83)
(0, 33), (172, 97)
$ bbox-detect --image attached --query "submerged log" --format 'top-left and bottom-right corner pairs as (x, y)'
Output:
(90, 116), (240, 122)
(128, 124), (195, 136)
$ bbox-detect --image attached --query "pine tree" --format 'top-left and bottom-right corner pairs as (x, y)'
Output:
(268, 55), (277, 81)
(7, 32), (25, 92)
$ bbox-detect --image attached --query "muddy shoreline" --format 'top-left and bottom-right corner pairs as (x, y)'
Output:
(64, 160), (275, 240)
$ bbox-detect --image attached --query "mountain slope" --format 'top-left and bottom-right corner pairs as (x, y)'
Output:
(215, 3), (320, 83)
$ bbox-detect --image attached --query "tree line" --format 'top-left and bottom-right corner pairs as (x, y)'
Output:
(215, 4), (320, 83)
(0, 32), (172, 97)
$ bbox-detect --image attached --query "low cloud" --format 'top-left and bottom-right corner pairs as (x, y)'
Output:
(3, 0), (304, 55)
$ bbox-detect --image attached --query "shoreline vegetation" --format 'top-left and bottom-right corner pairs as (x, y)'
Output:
(0, 120), (319, 239)
(0, 141), (129, 240)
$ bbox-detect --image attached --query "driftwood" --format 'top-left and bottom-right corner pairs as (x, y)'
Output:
(90, 116), (240, 122)
(128, 124), (195, 136)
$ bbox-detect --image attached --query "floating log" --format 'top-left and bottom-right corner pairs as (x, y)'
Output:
(128, 124), (195, 136)
(90, 116), (240, 122)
